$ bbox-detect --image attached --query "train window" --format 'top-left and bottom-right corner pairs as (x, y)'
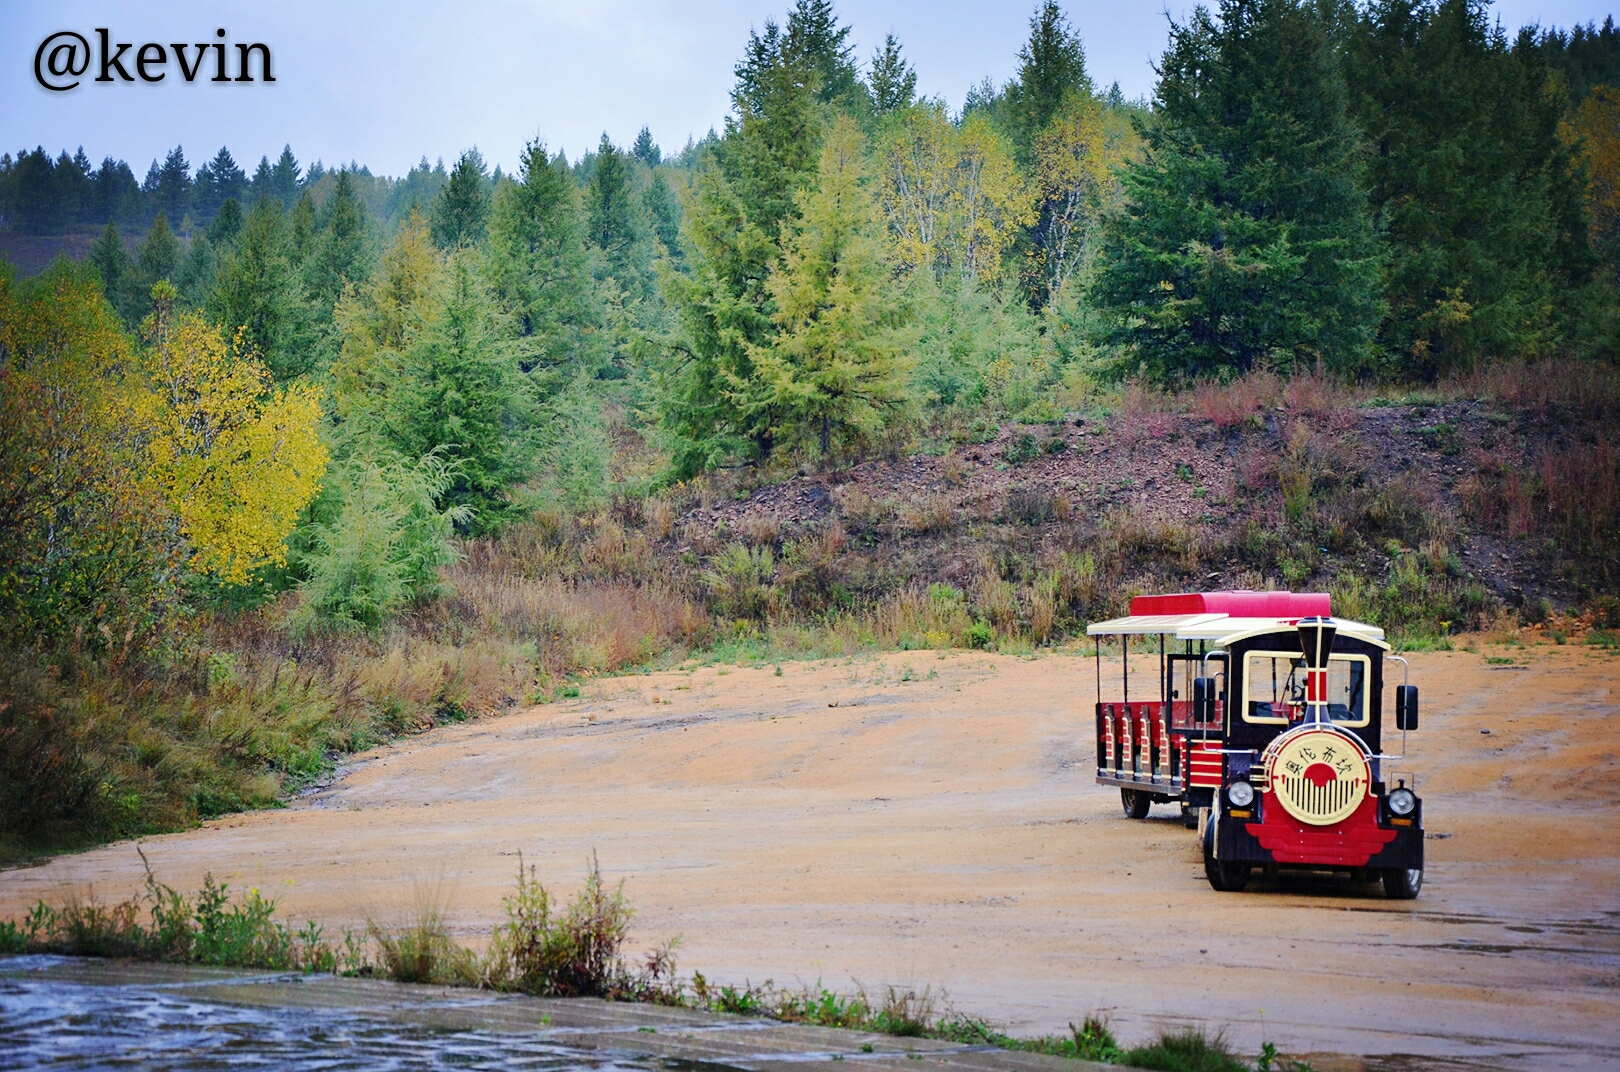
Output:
(1242, 651), (1371, 726)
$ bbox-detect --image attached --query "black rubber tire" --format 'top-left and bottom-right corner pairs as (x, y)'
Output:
(1180, 803), (1198, 829)
(1202, 820), (1250, 891)
(1121, 788), (1151, 819)
(1382, 867), (1423, 900)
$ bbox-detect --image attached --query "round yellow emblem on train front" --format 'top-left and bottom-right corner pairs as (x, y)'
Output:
(1267, 728), (1368, 826)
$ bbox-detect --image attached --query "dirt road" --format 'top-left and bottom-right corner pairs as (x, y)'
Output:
(4, 645), (1617, 1069)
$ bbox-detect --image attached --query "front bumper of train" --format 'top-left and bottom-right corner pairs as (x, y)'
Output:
(1212, 789), (1424, 872)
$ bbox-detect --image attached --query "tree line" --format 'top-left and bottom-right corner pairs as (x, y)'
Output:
(4, 0), (1620, 646)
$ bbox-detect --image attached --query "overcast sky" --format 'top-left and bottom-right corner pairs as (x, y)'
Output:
(2, 1), (1614, 178)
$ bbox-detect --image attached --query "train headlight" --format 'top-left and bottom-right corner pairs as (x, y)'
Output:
(1388, 788), (1416, 816)
(1227, 781), (1255, 807)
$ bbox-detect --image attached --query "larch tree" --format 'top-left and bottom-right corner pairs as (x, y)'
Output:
(660, 153), (782, 475)
(750, 117), (911, 457)
(1570, 84), (1620, 281)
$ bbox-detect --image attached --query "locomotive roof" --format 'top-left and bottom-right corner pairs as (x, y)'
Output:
(1085, 612), (1387, 648)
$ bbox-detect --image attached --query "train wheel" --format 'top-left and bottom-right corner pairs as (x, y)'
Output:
(1202, 821), (1249, 891)
(1382, 867), (1423, 900)
(1179, 803), (1198, 829)
(1121, 788), (1150, 819)
(1205, 854), (1250, 892)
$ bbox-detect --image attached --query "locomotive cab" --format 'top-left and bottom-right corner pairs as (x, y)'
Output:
(1087, 592), (1424, 899)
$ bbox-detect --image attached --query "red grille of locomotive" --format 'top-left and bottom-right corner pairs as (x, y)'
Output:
(1244, 795), (1396, 867)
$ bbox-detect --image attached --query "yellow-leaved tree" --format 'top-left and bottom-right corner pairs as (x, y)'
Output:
(138, 283), (328, 584)
(1568, 84), (1620, 275)
(876, 102), (958, 278)
(875, 105), (1031, 288)
(0, 261), (175, 648)
(951, 115), (1032, 287)
(1030, 96), (1138, 303)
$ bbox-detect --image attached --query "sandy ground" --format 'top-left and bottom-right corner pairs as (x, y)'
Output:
(3, 644), (1617, 1070)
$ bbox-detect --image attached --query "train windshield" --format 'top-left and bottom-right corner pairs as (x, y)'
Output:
(1242, 651), (1370, 726)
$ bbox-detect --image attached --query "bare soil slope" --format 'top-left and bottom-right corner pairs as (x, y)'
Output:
(4, 645), (1617, 1069)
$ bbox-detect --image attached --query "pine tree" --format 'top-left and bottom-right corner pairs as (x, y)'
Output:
(869, 34), (917, 115)
(585, 134), (645, 282)
(154, 146), (192, 227)
(117, 213), (182, 323)
(210, 198), (312, 381)
(92, 157), (140, 225)
(89, 221), (131, 301)
(644, 171), (683, 261)
(249, 156), (275, 203)
(721, 2), (857, 237)
(13, 148), (59, 233)
(1345, 0), (1589, 373)
(59, 149), (93, 224)
(750, 118), (910, 456)
(307, 172), (369, 307)
(430, 149), (489, 249)
(288, 192), (316, 263)
(1092, 0), (1384, 378)
(1004, 2), (1092, 162)
(389, 252), (528, 533)
(195, 146), (246, 222)
(270, 145), (301, 207)
(1533, 16), (1620, 105)
(485, 140), (602, 386)
(305, 171), (371, 371)
(208, 198), (244, 248)
(177, 233), (218, 306)
(632, 127), (662, 168)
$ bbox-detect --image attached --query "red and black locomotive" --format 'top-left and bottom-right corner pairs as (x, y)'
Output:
(1088, 591), (1424, 898)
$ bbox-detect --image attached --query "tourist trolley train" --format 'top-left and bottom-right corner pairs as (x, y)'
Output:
(1087, 591), (1424, 898)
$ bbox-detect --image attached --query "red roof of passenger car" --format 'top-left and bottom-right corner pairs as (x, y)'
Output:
(1127, 591), (1331, 618)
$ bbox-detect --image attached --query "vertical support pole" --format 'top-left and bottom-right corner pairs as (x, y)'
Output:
(1095, 638), (1101, 705)
(1123, 634), (1129, 704)
(1159, 633), (1166, 704)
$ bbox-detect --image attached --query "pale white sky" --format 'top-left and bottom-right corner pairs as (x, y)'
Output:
(2, 1), (1613, 177)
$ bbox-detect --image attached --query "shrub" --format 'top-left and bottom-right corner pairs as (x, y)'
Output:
(485, 854), (677, 1000)
(369, 901), (476, 985)
(702, 544), (780, 621)
(1121, 1028), (1249, 1072)
(1004, 433), (1039, 465)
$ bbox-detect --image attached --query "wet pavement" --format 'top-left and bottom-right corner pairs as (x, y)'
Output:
(0, 956), (1112, 1072)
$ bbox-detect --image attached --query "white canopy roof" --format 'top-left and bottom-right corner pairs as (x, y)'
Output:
(1087, 613), (1386, 646)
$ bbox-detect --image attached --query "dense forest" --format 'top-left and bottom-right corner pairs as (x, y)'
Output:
(3, 0), (1620, 857)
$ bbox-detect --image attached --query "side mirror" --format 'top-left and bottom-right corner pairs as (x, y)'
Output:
(1193, 677), (1215, 723)
(1396, 685), (1419, 731)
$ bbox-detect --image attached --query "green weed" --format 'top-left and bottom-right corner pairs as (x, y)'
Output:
(1122, 1028), (1248, 1072)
